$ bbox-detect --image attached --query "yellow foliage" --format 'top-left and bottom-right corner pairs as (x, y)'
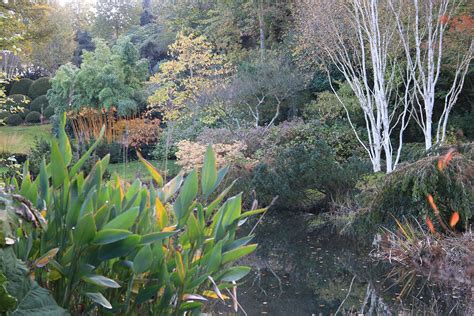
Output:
(147, 31), (231, 122)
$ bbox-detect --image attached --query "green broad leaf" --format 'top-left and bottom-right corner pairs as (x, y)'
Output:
(85, 292), (112, 309)
(38, 158), (49, 203)
(0, 248), (66, 316)
(49, 140), (68, 188)
(69, 126), (105, 176)
(180, 301), (203, 311)
(136, 285), (160, 304)
(58, 112), (72, 166)
(83, 274), (121, 288)
(201, 145), (217, 198)
(223, 235), (254, 252)
(140, 232), (176, 245)
(221, 194), (242, 228)
(222, 244), (257, 264)
(133, 245), (153, 274)
(173, 170), (198, 221)
(206, 241), (222, 274)
(160, 173), (183, 202)
(137, 151), (163, 187)
(205, 179), (236, 218)
(102, 207), (139, 230)
(98, 234), (140, 260)
(73, 213), (96, 246)
(0, 273), (17, 313)
(93, 229), (132, 245)
(239, 208), (267, 219)
(217, 266), (251, 282)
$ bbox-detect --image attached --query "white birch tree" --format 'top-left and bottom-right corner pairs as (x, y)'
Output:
(390, 0), (473, 150)
(294, 0), (413, 173)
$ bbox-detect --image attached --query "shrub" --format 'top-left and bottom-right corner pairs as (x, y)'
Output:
(9, 78), (33, 95)
(369, 152), (474, 229)
(19, 108), (30, 119)
(95, 141), (123, 164)
(0, 111), (9, 120)
(29, 95), (49, 113)
(175, 139), (253, 172)
(251, 141), (369, 211)
(27, 77), (51, 99)
(9, 114), (260, 314)
(25, 111), (41, 123)
(43, 106), (55, 119)
(5, 94), (30, 108)
(27, 137), (51, 176)
(5, 114), (23, 126)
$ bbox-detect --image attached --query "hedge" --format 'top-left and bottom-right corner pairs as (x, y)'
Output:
(5, 94), (31, 108)
(25, 111), (41, 123)
(9, 78), (33, 95)
(27, 77), (52, 99)
(29, 95), (49, 113)
(5, 114), (23, 126)
(43, 106), (55, 119)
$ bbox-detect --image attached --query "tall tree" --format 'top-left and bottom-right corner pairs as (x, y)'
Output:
(93, 0), (140, 40)
(390, 0), (473, 149)
(294, 0), (414, 173)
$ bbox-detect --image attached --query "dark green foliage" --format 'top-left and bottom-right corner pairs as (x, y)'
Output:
(5, 114), (23, 126)
(25, 111), (41, 123)
(27, 137), (51, 176)
(9, 78), (33, 96)
(29, 95), (49, 113)
(27, 77), (52, 99)
(0, 112), (9, 119)
(369, 154), (474, 229)
(5, 94), (30, 107)
(19, 108), (30, 119)
(95, 141), (123, 163)
(72, 30), (95, 66)
(43, 106), (55, 119)
(448, 112), (474, 140)
(252, 142), (369, 211)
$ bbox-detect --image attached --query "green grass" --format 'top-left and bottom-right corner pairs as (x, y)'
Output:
(108, 159), (181, 182)
(0, 124), (52, 154)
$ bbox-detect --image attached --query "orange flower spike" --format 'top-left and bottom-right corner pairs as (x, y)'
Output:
(437, 158), (445, 171)
(443, 149), (455, 166)
(427, 194), (439, 215)
(449, 212), (460, 229)
(426, 216), (436, 234)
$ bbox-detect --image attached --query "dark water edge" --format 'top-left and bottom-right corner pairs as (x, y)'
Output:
(207, 212), (471, 315)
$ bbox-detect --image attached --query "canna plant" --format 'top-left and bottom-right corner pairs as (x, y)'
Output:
(9, 113), (265, 315)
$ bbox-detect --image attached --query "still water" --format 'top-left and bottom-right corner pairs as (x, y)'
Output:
(209, 212), (470, 315)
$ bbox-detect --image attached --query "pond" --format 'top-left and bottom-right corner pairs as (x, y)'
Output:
(209, 212), (470, 315)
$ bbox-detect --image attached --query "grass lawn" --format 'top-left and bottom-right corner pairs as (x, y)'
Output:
(0, 124), (52, 154)
(108, 159), (181, 182)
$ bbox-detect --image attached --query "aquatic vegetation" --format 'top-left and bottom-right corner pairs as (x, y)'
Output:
(2, 114), (263, 314)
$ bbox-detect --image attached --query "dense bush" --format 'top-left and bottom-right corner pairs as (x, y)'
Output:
(9, 78), (33, 95)
(251, 141), (369, 211)
(95, 141), (123, 164)
(5, 94), (30, 108)
(0, 111), (10, 120)
(5, 114), (23, 126)
(19, 108), (30, 119)
(25, 111), (41, 123)
(27, 77), (52, 99)
(29, 95), (49, 113)
(43, 106), (55, 118)
(27, 137), (51, 176)
(9, 114), (260, 314)
(369, 153), (474, 229)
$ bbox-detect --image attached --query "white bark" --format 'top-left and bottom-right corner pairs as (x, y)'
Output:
(390, 0), (473, 150)
(321, 0), (412, 173)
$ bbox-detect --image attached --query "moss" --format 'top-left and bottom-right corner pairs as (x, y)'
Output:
(9, 78), (33, 96)
(27, 77), (52, 99)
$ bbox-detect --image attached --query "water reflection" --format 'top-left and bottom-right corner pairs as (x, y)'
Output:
(208, 212), (470, 315)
